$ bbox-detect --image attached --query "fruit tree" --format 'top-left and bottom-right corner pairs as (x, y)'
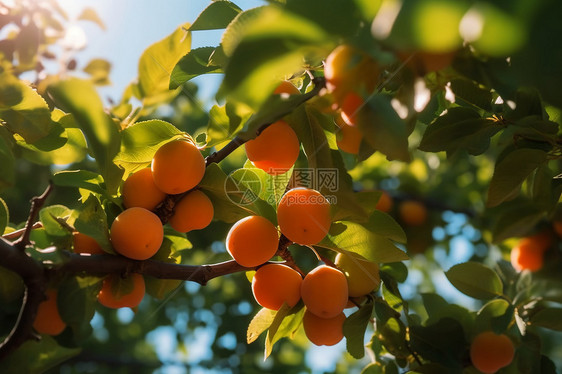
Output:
(1, 0), (562, 373)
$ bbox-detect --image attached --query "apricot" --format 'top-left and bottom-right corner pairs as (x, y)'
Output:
(301, 265), (348, 318)
(375, 191), (393, 213)
(110, 207), (164, 260)
(33, 288), (66, 336)
(335, 113), (362, 154)
(340, 92), (364, 126)
(98, 273), (145, 309)
(470, 331), (515, 374)
(398, 200), (427, 226)
(277, 188), (331, 245)
(151, 139), (206, 195)
(122, 168), (166, 210)
(554, 221), (562, 238)
(168, 190), (214, 233)
(274, 81), (300, 95)
(335, 252), (380, 297)
(324, 44), (378, 102)
(510, 237), (549, 272)
(244, 120), (300, 175)
(73, 231), (105, 255)
(251, 263), (302, 310)
(226, 215), (279, 267)
(303, 310), (346, 346)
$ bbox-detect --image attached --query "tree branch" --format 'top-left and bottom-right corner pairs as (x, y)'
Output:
(14, 182), (53, 250)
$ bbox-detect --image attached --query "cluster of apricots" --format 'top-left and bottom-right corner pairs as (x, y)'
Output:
(469, 331), (515, 373)
(375, 190), (428, 228)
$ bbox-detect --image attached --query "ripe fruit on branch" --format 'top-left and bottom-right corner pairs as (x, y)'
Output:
(303, 309), (345, 346)
(335, 113), (362, 154)
(277, 188), (332, 245)
(324, 44), (379, 103)
(151, 139), (206, 195)
(273, 81), (300, 95)
(301, 265), (348, 318)
(340, 91), (364, 127)
(73, 231), (104, 255)
(98, 273), (145, 309)
(398, 200), (427, 226)
(335, 252), (380, 297)
(110, 207), (164, 260)
(251, 263), (302, 310)
(375, 191), (393, 213)
(244, 120), (300, 175)
(169, 190), (214, 233)
(33, 289), (66, 336)
(470, 331), (515, 374)
(122, 168), (166, 210)
(226, 215), (279, 267)
(510, 231), (552, 272)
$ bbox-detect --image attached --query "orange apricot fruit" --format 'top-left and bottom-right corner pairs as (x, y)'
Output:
(335, 252), (380, 297)
(301, 265), (348, 318)
(73, 231), (105, 255)
(324, 44), (378, 102)
(251, 263), (302, 310)
(151, 139), (206, 195)
(277, 188), (332, 245)
(274, 81), (300, 95)
(335, 113), (362, 154)
(98, 273), (145, 309)
(33, 288), (66, 336)
(226, 215), (279, 267)
(398, 200), (428, 226)
(375, 191), (393, 213)
(122, 168), (166, 210)
(340, 91), (364, 126)
(110, 207), (164, 260)
(303, 310), (346, 346)
(510, 237), (548, 272)
(168, 190), (214, 233)
(470, 331), (515, 374)
(244, 120), (300, 175)
(553, 221), (562, 238)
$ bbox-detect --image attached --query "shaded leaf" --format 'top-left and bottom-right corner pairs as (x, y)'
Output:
(52, 170), (107, 197)
(170, 47), (222, 89)
(445, 262), (503, 300)
(58, 276), (103, 340)
(73, 195), (114, 254)
(530, 308), (562, 331)
(0, 197), (8, 234)
(344, 301), (374, 359)
(188, 1), (242, 31)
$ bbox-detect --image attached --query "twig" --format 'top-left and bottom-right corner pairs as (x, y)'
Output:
(14, 183), (53, 250)
(2, 222), (43, 240)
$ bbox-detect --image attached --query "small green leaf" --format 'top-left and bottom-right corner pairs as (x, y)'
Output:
(114, 120), (185, 178)
(170, 47), (223, 89)
(188, 1), (242, 31)
(0, 129), (15, 189)
(0, 72), (53, 143)
(317, 221), (409, 264)
(265, 304), (304, 359)
(487, 147), (548, 207)
(48, 78), (123, 194)
(73, 195), (113, 254)
(530, 308), (562, 331)
(58, 276), (103, 340)
(475, 299), (513, 334)
(376, 317), (409, 359)
(0, 197), (8, 234)
(449, 78), (493, 111)
(358, 94), (410, 162)
(39, 205), (72, 238)
(344, 301), (374, 359)
(491, 200), (546, 243)
(205, 103), (248, 147)
(363, 210), (407, 244)
(419, 107), (499, 156)
(247, 308), (277, 344)
(0, 266), (24, 303)
(52, 170), (107, 197)
(445, 262), (503, 300)
(77, 7), (106, 29)
(83, 58), (111, 85)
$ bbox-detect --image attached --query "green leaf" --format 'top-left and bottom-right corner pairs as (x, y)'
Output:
(170, 47), (223, 89)
(285, 0), (363, 37)
(508, 88), (546, 120)
(136, 23), (191, 101)
(77, 7), (105, 29)
(0, 266), (24, 303)
(1, 336), (81, 374)
(363, 210), (407, 244)
(421, 293), (473, 332)
(39, 205), (72, 238)
(48, 78), (123, 194)
(317, 221), (409, 264)
(0, 72), (53, 143)
(218, 6), (330, 109)
(265, 303), (303, 358)
(0, 197), (8, 234)
(344, 301), (374, 359)
(247, 308), (277, 344)
(530, 308), (562, 331)
(358, 94), (410, 162)
(83, 58), (111, 85)
(52, 170), (107, 197)
(487, 147), (548, 207)
(376, 317), (409, 359)
(475, 299), (513, 334)
(0, 128), (15, 189)
(73, 195), (114, 254)
(445, 262), (503, 300)
(58, 276), (103, 340)
(449, 79), (493, 111)
(114, 120), (185, 178)
(205, 103), (248, 147)
(188, 1), (242, 31)
(419, 107), (499, 156)
(491, 200), (546, 243)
